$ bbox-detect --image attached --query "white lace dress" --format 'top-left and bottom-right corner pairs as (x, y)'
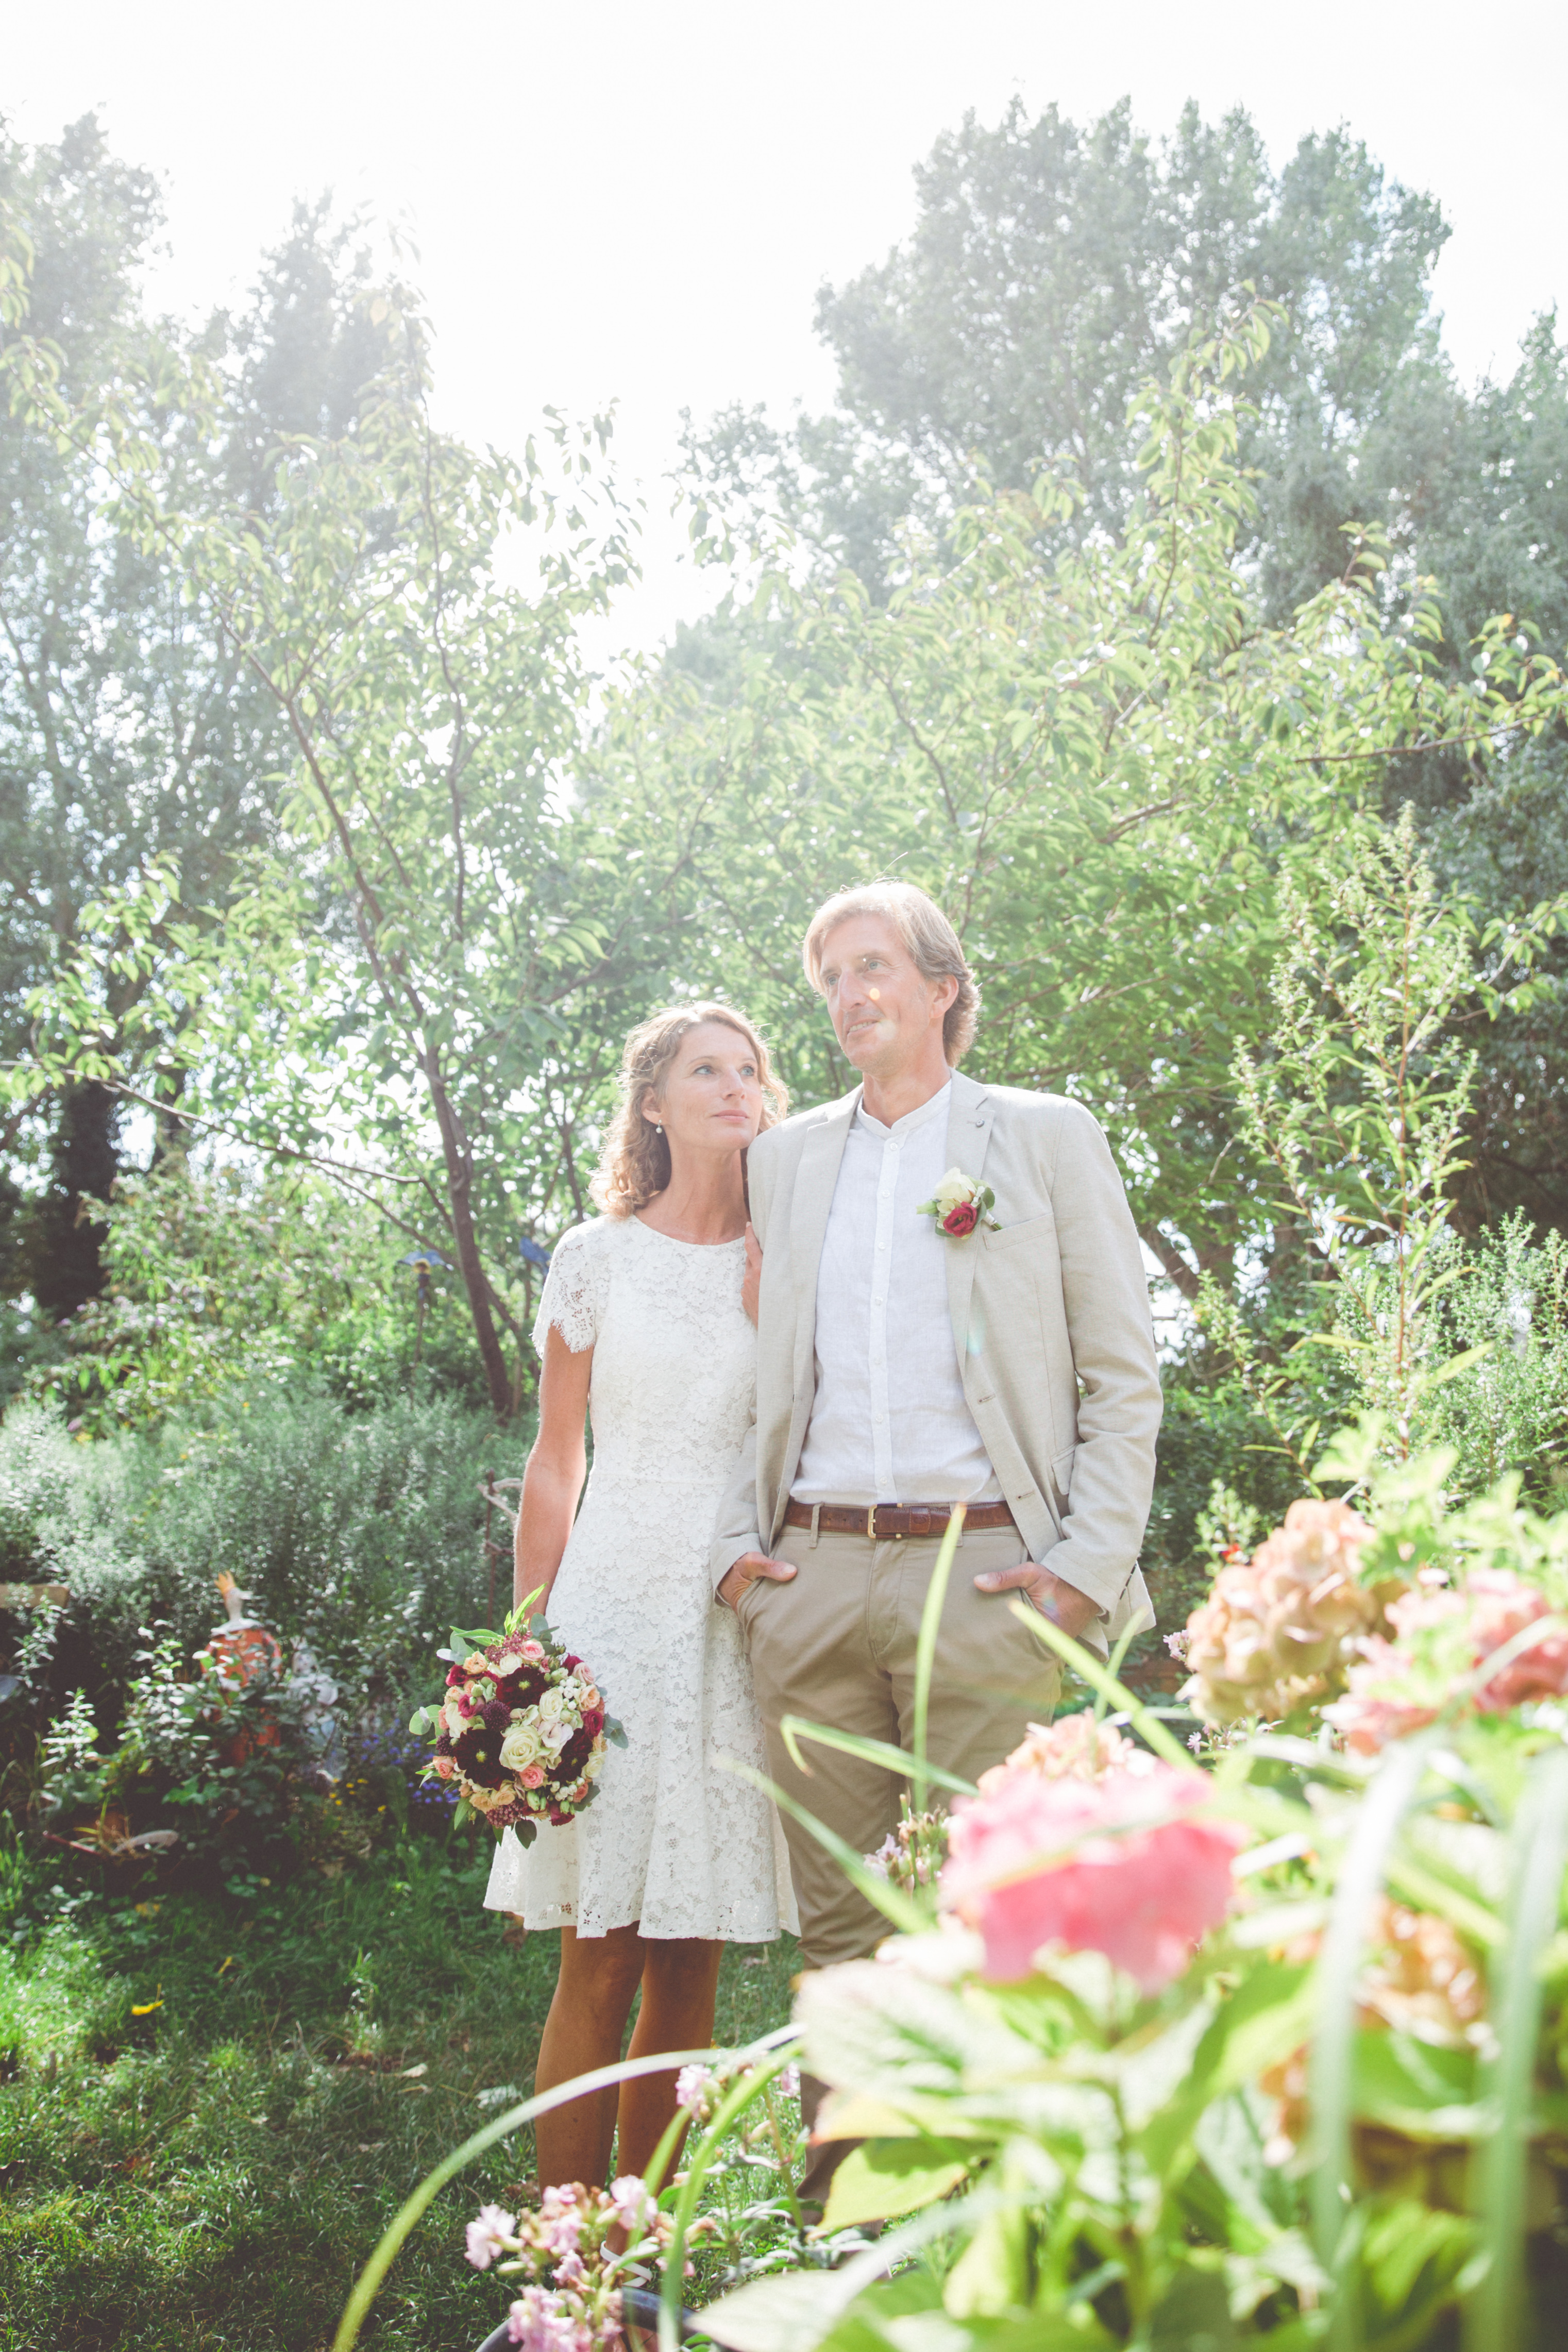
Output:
(484, 1216), (796, 1941)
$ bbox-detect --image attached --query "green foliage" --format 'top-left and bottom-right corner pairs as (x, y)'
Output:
(697, 98), (1451, 608)
(0, 1383), (509, 1840)
(26, 1155), (486, 1425)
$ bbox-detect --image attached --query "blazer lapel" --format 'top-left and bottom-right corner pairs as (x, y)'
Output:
(943, 1070), (994, 1379)
(788, 1089), (859, 1395)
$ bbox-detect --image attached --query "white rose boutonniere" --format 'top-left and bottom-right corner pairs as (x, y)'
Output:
(917, 1167), (1000, 1240)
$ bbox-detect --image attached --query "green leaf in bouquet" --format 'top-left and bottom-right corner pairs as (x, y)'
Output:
(529, 1613), (550, 1640)
(819, 2137), (972, 2229)
(510, 1818), (536, 1849)
(450, 1797), (474, 1829)
(449, 1625), (500, 1654)
(406, 1706), (435, 1736)
(605, 1720), (629, 1748)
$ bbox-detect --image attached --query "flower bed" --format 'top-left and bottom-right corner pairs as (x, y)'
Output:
(335, 1448), (1568, 2350)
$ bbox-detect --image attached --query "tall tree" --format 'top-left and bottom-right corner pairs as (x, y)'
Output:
(686, 97), (1452, 608)
(0, 122), (394, 1328)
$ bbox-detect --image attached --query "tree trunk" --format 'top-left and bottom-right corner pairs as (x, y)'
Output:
(425, 1059), (514, 1421)
(27, 1079), (120, 1319)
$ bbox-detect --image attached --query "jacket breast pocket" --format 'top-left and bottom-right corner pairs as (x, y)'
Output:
(982, 1211), (1056, 1254)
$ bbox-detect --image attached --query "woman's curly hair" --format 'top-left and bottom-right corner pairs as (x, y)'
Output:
(590, 1003), (788, 1218)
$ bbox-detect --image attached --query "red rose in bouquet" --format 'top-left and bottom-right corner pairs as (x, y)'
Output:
(409, 1596), (625, 1839)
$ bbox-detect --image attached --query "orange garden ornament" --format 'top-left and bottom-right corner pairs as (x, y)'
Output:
(197, 1575), (283, 1759)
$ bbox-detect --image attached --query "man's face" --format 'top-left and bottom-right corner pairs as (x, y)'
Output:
(817, 914), (955, 1079)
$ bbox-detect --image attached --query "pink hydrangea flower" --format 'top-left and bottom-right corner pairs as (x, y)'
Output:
(942, 1755), (1246, 1992)
(465, 2203), (516, 2269)
(1466, 1569), (1568, 1708)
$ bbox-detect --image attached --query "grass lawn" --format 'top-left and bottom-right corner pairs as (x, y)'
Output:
(0, 1837), (798, 2351)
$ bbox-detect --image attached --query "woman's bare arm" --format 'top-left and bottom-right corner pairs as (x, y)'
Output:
(513, 1324), (592, 1613)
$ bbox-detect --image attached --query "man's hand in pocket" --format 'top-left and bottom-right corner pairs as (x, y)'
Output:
(717, 1550), (797, 1611)
(972, 1559), (1101, 1639)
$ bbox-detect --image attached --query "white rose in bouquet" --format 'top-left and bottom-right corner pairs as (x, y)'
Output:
(499, 1721), (542, 1772)
(537, 1688), (565, 1722)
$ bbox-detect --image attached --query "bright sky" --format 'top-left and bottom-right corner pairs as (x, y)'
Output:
(10, 0), (1568, 653)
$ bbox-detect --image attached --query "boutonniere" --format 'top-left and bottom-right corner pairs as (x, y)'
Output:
(917, 1167), (1000, 1240)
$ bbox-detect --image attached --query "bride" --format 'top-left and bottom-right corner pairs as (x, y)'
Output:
(485, 1003), (795, 2191)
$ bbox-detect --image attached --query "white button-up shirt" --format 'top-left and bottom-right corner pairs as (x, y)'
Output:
(792, 1082), (1001, 1507)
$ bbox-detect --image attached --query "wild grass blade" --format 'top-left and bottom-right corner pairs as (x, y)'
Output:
(912, 1506), (965, 1811)
(659, 2041), (800, 2352)
(777, 1713), (976, 1797)
(1005, 1601), (1193, 1768)
(1094, 1619), (1141, 1722)
(1466, 1740), (1568, 2351)
(1307, 1726), (1442, 2352)
(720, 1757), (929, 1933)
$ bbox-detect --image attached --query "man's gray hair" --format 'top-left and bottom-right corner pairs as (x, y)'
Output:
(802, 882), (980, 1066)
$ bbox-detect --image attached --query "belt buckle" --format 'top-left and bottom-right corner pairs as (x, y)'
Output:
(867, 1504), (879, 1540)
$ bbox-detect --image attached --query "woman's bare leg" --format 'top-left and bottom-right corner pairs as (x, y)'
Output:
(533, 1924), (647, 2190)
(614, 1938), (724, 2186)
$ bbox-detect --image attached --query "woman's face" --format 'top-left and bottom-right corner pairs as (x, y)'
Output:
(644, 1021), (765, 1159)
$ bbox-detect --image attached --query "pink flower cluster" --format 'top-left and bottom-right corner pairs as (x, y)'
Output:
(463, 2175), (662, 2350)
(1325, 1567), (1568, 1752)
(1182, 1497), (1383, 1725)
(942, 1736), (1246, 1992)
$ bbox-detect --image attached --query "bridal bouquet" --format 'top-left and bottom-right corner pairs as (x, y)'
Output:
(408, 1597), (625, 1838)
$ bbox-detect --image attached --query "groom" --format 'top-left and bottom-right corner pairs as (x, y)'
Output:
(712, 885), (1161, 2110)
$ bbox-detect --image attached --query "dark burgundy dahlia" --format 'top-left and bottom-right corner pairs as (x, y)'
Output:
(452, 1724), (506, 1787)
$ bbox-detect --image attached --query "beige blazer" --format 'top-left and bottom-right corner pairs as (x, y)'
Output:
(711, 1069), (1162, 1649)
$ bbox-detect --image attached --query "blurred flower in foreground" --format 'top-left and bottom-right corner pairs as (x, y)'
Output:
(979, 1711), (1138, 1791)
(1325, 1565), (1568, 1752)
(1183, 1498), (1390, 1726)
(942, 1750), (1247, 1992)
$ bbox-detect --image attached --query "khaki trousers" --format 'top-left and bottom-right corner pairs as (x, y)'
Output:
(737, 1520), (1060, 1974)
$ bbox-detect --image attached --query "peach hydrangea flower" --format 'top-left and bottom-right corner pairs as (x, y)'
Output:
(942, 1753), (1246, 1992)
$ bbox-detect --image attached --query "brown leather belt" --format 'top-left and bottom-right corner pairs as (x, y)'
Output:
(782, 1499), (1016, 1542)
